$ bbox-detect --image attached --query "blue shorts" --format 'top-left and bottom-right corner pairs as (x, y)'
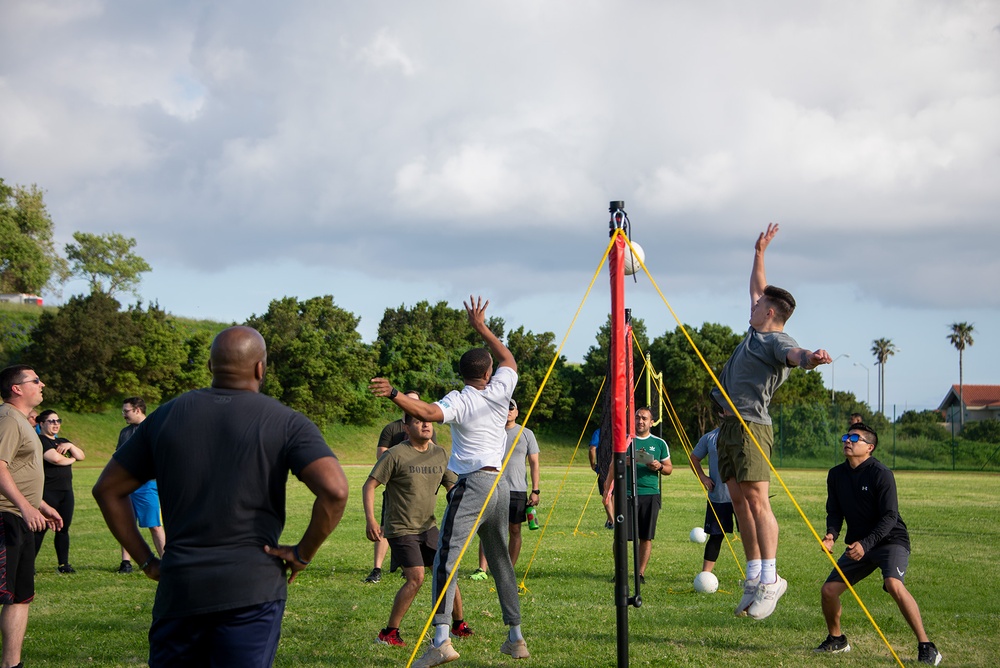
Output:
(149, 599), (285, 668)
(131, 481), (162, 528)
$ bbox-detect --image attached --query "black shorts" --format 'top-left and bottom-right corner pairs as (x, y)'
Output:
(626, 495), (661, 542)
(0, 511), (36, 605)
(704, 501), (736, 535)
(508, 494), (527, 524)
(826, 543), (910, 588)
(388, 527), (440, 572)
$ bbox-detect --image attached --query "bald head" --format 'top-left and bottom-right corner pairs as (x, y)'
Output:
(209, 326), (267, 391)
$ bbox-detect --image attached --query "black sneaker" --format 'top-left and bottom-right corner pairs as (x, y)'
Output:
(364, 567), (382, 584)
(639, 574), (646, 585)
(57, 563), (76, 574)
(815, 634), (851, 653)
(118, 560), (133, 574)
(918, 642), (942, 665)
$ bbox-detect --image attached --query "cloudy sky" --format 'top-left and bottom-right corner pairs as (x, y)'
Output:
(2, 1), (997, 413)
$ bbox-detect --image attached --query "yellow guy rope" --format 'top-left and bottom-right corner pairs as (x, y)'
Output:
(621, 231), (905, 668)
(405, 234), (619, 667)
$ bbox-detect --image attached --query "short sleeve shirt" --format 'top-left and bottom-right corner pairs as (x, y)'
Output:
(691, 429), (731, 504)
(627, 434), (670, 497)
(0, 404), (43, 515)
(40, 434), (74, 491)
(501, 425), (539, 493)
(369, 441), (457, 538)
(435, 366), (518, 475)
(711, 327), (798, 425)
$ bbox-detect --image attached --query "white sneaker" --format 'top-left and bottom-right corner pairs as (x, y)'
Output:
(500, 637), (530, 659)
(747, 575), (787, 620)
(735, 577), (759, 617)
(413, 638), (460, 667)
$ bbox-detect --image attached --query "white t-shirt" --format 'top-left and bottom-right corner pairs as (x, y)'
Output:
(435, 366), (518, 475)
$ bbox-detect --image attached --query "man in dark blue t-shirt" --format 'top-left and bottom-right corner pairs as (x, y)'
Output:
(93, 326), (349, 667)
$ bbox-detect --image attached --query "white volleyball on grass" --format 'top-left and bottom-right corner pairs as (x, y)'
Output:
(689, 527), (708, 544)
(693, 571), (719, 594)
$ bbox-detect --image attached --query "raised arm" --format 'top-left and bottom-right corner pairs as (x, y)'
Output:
(750, 223), (779, 307)
(465, 295), (516, 372)
(369, 379), (445, 423)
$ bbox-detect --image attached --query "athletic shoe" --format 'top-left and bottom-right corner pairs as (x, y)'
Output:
(364, 567), (382, 584)
(734, 577), (759, 617)
(468, 568), (489, 581)
(747, 575), (787, 620)
(814, 634), (851, 653)
(500, 637), (531, 659)
(57, 563), (76, 574)
(413, 639), (460, 667)
(604, 520), (614, 530)
(639, 574), (646, 585)
(918, 642), (943, 665)
(451, 621), (474, 638)
(376, 628), (405, 646)
(118, 560), (133, 574)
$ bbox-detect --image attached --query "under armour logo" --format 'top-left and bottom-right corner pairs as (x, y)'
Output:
(861, 486), (868, 491)
(897, 567), (905, 577)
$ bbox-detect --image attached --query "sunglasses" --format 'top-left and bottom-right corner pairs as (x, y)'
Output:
(44, 419), (62, 424)
(841, 434), (870, 444)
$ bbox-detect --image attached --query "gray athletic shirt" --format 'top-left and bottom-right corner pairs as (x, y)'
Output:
(502, 424), (539, 493)
(711, 326), (797, 425)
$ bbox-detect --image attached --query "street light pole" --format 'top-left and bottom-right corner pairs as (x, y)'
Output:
(831, 354), (850, 403)
(854, 362), (870, 408)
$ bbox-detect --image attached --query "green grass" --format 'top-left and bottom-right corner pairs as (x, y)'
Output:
(26, 465), (999, 667)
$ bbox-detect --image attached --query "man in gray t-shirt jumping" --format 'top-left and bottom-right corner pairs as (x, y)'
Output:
(710, 223), (831, 621)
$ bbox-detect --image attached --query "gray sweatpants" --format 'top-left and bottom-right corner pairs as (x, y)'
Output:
(432, 470), (521, 627)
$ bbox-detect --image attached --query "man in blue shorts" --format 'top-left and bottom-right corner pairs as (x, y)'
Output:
(115, 398), (165, 573)
(816, 423), (942, 665)
(370, 295), (528, 666)
(93, 326), (349, 667)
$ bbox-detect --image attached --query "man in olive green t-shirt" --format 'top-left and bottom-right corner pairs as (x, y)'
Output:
(362, 414), (471, 648)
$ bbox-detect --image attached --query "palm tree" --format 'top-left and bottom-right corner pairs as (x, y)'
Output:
(947, 322), (975, 428)
(871, 338), (897, 416)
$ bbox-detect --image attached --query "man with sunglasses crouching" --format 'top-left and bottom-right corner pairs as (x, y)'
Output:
(816, 423), (942, 665)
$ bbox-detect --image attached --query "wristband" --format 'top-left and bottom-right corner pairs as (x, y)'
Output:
(389, 387), (398, 399)
(532, 489), (540, 495)
(140, 555), (158, 571)
(293, 545), (310, 566)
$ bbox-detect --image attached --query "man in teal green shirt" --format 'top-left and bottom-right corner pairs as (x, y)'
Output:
(626, 407), (672, 583)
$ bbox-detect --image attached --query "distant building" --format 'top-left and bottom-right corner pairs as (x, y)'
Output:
(0, 293), (43, 306)
(937, 384), (1000, 425)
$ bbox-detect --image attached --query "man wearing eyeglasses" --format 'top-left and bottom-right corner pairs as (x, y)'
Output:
(0, 365), (64, 668)
(115, 398), (165, 573)
(816, 423), (942, 665)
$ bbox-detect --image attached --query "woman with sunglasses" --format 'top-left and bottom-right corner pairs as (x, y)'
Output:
(33, 409), (86, 573)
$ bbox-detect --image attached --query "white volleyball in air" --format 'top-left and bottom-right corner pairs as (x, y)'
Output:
(689, 527), (708, 544)
(693, 571), (719, 594)
(623, 242), (645, 276)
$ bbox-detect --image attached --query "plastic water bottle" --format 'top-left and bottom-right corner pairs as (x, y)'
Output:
(526, 506), (539, 530)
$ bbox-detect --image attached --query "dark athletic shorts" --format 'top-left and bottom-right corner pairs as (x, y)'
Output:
(0, 511), (36, 605)
(825, 543), (910, 588)
(149, 599), (285, 668)
(388, 527), (440, 572)
(704, 501), (736, 535)
(626, 495), (661, 542)
(508, 494), (527, 524)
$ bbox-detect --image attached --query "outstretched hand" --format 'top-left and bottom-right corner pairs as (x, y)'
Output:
(368, 377), (393, 397)
(809, 349), (833, 368)
(264, 544), (309, 584)
(463, 295), (490, 332)
(755, 223), (779, 254)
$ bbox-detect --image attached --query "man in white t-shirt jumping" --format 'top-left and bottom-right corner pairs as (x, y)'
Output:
(370, 296), (528, 666)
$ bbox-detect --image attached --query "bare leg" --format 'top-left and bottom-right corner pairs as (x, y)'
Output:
(884, 578), (930, 643)
(374, 534), (388, 570)
(821, 581), (848, 636)
(637, 539), (653, 576)
(726, 478), (760, 561)
(478, 540), (488, 571)
(121, 547), (131, 561)
(387, 566), (424, 629)
(508, 522), (523, 566)
(452, 585), (463, 621)
(148, 526), (166, 557)
(1, 603), (30, 668)
(702, 559), (716, 572)
(739, 480), (777, 560)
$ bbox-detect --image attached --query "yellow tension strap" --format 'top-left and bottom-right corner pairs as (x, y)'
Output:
(622, 233), (905, 668)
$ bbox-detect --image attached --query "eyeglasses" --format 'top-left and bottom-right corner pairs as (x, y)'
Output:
(841, 434), (870, 444)
(15, 377), (42, 386)
(44, 419), (62, 425)
(122, 408), (134, 415)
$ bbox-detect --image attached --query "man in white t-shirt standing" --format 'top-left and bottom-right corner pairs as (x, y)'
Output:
(370, 296), (528, 666)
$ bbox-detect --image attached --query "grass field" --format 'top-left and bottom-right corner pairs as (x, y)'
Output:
(25, 462), (999, 667)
